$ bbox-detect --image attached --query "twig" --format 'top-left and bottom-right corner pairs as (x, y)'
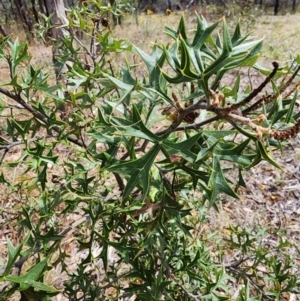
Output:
(0, 136), (52, 151)
(0, 86), (85, 148)
(222, 61), (279, 114)
(280, 64), (300, 93)
(216, 256), (251, 269)
(243, 63), (300, 116)
(69, 28), (93, 59)
(155, 164), (176, 200)
(169, 273), (202, 301)
(13, 192), (119, 270)
(0, 135), (53, 164)
(176, 115), (219, 131)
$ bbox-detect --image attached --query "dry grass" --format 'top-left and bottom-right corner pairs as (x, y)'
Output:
(113, 12), (300, 64)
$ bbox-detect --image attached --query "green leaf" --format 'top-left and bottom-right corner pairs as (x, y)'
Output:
(231, 20), (242, 45)
(162, 133), (202, 163)
(285, 90), (298, 123)
(8, 39), (30, 77)
(192, 16), (220, 48)
(181, 165), (209, 189)
(208, 155), (239, 205)
(5, 259), (58, 293)
(87, 131), (121, 145)
(177, 16), (188, 43)
(213, 139), (255, 166)
(222, 17), (233, 54)
(203, 130), (236, 139)
(256, 140), (282, 170)
(4, 259), (41, 285)
(134, 45), (166, 92)
(37, 165), (47, 191)
(1, 239), (23, 277)
(106, 144), (161, 199)
(99, 75), (135, 103)
(238, 168), (247, 187)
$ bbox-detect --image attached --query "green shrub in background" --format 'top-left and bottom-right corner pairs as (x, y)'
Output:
(0, 2), (300, 300)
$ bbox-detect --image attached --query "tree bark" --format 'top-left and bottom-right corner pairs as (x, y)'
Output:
(31, 0), (40, 24)
(42, 0), (68, 82)
(292, 0), (296, 12)
(13, 0), (33, 34)
(274, 0), (279, 15)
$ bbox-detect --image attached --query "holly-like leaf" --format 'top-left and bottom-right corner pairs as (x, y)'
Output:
(208, 155), (239, 205)
(4, 259), (58, 293)
(181, 165), (209, 189)
(106, 144), (161, 199)
(162, 133), (202, 163)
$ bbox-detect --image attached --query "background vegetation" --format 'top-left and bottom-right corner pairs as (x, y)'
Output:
(0, 0), (299, 37)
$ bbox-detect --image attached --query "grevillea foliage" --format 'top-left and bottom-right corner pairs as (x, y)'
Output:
(0, 2), (300, 300)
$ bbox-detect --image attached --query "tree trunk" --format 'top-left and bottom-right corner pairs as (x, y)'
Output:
(14, 0), (33, 35)
(274, 0), (279, 15)
(166, 0), (172, 10)
(42, 0), (68, 82)
(31, 0), (40, 24)
(292, 0), (296, 12)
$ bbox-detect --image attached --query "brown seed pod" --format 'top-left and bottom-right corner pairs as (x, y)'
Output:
(183, 111), (200, 124)
(101, 18), (109, 27)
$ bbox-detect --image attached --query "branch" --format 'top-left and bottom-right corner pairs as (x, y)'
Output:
(243, 78), (300, 116)
(0, 87), (126, 191)
(13, 192), (120, 270)
(227, 112), (271, 139)
(0, 87), (85, 148)
(169, 274), (202, 301)
(176, 115), (220, 131)
(280, 64), (300, 93)
(216, 256), (251, 269)
(222, 61), (279, 114)
(0, 135), (53, 164)
(0, 136), (52, 151)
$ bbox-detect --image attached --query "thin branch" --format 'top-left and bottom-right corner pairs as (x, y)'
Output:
(216, 256), (251, 269)
(0, 135), (52, 151)
(222, 61), (279, 114)
(169, 274), (202, 301)
(242, 94), (274, 115)
(155, 163), (176, 200)
(176, 115), (219, 131)
(280, 64), (300, 93)
(0, 86), (85, 148)
(69, 28), (93, 58)
(13, 192), (119, 270)
(243, 79), (300, 116)
(0, 135), (53, 164)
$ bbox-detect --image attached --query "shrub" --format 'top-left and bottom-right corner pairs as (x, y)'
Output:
(0, 3), (300, 300)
